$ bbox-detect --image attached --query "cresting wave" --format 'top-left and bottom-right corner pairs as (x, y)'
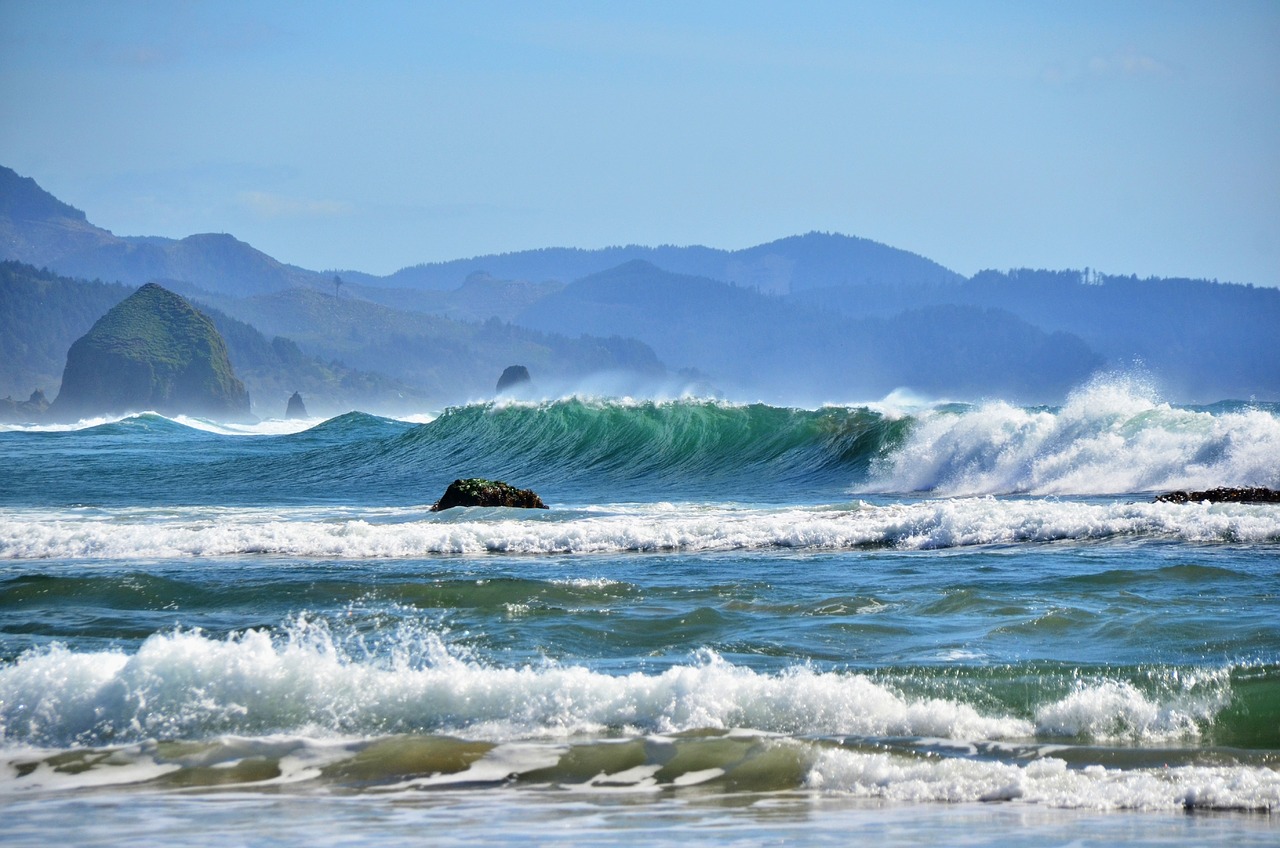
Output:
(3, 380), (1276, 502)
(401, 397), (907, 498)
(0, 618), (1251, 748)
(1, 621), (1275, 810)
(864, 379), (1280, 496)
(3, 499), (1278, 560)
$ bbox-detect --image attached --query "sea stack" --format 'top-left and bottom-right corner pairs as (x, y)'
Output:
(48, 283), (252, 421)
(286, 391), (308, 419)
(496, 365), (532, 394)
(0, 389), (50, 423)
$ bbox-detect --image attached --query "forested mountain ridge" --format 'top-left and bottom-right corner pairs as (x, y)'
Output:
(0, 166), (326, 297)
(2, 167), (958, 302)
(184, 285), (666, 402)
(0, 261), (132, 399)
(0, 166), (118, 268)
(788, 268), (1280, 401)
(3, 164), (1277, 407)
(1, 260), (668, 419)
(514, 261), (1102, 402)
(338, 231), (963, 294)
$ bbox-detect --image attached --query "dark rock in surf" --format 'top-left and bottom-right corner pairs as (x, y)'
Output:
(286, 391), (308, 419)
(496, 365), (532, 394)
(431, 478), (548, 511)
(1154, 487), (1280, 504)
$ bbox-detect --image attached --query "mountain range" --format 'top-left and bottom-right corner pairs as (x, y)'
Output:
(2, 164), (1277, 413)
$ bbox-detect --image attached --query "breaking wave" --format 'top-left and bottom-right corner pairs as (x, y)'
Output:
(3, 380), (1276, 506)
(3, 496), (1278, 561)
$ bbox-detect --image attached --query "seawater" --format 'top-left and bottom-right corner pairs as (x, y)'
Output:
(1, 379), (1277, 846)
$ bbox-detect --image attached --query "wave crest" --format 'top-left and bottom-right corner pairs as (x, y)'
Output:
(864, 379), (1280, 496)
(0, 616), (1250, 750)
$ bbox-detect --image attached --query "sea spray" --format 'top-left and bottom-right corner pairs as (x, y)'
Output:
(2, 616), (1248, 749)
(864, 378), (1280, 495)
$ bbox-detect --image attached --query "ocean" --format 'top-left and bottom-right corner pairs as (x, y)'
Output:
(1, 378), (1277, 845)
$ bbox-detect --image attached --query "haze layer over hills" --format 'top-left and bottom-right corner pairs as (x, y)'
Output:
(2, 165), (1277, 415)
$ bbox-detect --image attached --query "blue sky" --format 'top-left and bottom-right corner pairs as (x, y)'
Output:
(2, 1), (1277, 285)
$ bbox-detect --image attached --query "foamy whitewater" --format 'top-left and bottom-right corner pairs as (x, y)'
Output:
(1, 380), (1277, 845)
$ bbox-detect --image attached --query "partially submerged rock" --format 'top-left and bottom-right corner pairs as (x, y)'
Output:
(431, 477), (548, 511)
(1155, 487), (1280, 504)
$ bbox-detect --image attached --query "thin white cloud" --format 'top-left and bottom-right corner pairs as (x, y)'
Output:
(1088, 49), (1170, 78)
(240, 191), (351, 220)
(1044, 48), (1172, 85)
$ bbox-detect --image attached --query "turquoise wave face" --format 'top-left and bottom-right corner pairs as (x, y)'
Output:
(400, 399), (910, 501)
(0, 399), (912, 507)
(1, 384), (1277, 507)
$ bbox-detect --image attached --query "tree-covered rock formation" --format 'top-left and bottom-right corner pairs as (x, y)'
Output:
(49, 282), (251, 421)
(496, 365), (531, 393)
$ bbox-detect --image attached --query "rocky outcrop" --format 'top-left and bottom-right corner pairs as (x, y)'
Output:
(286, 391), (308, 419)
(0, 389), (49, 423)
(496, 365), (532, 394)
(430, 478), (548, 511)
(48, 282), (251, 421)
(1155, 487), (1280, 504)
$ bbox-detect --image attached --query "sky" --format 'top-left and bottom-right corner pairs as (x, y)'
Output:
(1, 0), (1278, 285)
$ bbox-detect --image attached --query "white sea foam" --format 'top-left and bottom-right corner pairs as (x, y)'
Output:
(806, 748), (1279, 810)
(0, 412), (324, 436)
(2, 498), (1277, 561)
(865, 378), (1280, 496)
(171, 415), (326, 436)
(393, 412), (439, 425)
(0, 627), (1034, 747)
(0, 412), (132, 433)
(0, 618), (1259, 810)
(0, 619), (1239, 753)
(1035, 677), (1230, 742)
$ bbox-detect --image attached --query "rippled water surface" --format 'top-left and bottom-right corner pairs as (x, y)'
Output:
(2, 386), (1277, 845)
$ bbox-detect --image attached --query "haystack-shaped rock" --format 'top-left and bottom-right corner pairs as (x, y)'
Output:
(49, 283), (251, 421)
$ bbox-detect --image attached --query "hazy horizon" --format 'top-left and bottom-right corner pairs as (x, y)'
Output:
(2, 1), (1277, 287)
